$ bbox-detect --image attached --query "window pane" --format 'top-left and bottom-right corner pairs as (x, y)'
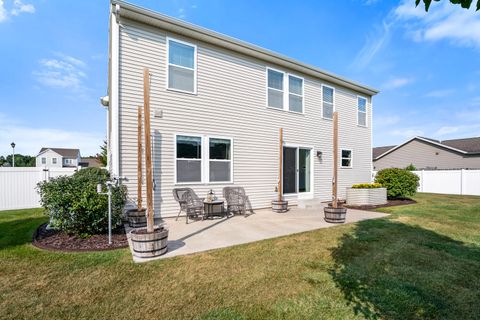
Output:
(210, 138), (231, 160)
(342, 150), (351, 158)
(289, 76), (302, 95)
(177, 160), (201, 182)
(169, 40), (194, 68)
(323, 86), (333, 103)
(268, 69), (283, 90)
(289, 94), (303, 112)
(342, 158), (351, 167)
(209, 161), (231, 182)
(323, 102), (333, 119)
(169, 65), (194, 92)
(358, 97), (367, 112)
(268, 88), (283, 109)
(358, 112), (367, 126)
(177, 136), (201, 159)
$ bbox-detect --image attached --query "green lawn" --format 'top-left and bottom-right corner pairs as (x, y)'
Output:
(1, 193), (479, 319)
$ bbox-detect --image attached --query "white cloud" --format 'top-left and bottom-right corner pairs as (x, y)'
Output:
(395, 0), (480, 49)
(423, 89), (454, 98)
(178, 8), (186, 19)
(11, 0), (34, 16)
(383, 77), (414, 90)
(433, 123), (480, 139)
(0, 113), (104, 156)
(435, 126), (459, 136)
(33, 54), (88, 93)
(469, 96), (480, 106)
(389, 128), (424, 138)
(374, 115), (400, 126)
(0, 0), (8, 22)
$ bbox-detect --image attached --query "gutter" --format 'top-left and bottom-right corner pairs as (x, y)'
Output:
(111, 0), (379, 97)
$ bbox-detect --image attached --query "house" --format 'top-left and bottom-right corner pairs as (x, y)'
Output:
(36, 148), (81, 168)
(373, 136), (480, 170)
(79, 157), (103, 168)
(105, 1), (379, 217)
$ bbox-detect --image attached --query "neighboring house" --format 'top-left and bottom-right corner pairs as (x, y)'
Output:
(373, 136), (480, 170)
(36, 148), (81, 168)
(79, 157), (103, 168)
(106, 1), (379, 217)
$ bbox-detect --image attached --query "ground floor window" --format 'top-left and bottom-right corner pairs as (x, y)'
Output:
(341, 149), (352, 168)
(175, 134), (233, 184)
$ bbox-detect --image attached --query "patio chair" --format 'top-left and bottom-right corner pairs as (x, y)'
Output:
(223, 186), (249, 215)
(172, 188), (204, 223)
(181, 190), (205, 224)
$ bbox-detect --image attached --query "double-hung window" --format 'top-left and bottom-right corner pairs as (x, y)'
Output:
(52, 158), (57, 164)
(288, 75), (303, 112)
(176, 135), (202, 183)
(175, 135), (233, 184)
(41, 157), (46, 165)
(322, 85), (334, 119)
(341, 149), (352, 168)
(209, 138), (232, 182)
(267, 69), (284, 109)
(267, 68), (304, 113)
(167, 38), (196, 93)
(357, 96), (367, 127)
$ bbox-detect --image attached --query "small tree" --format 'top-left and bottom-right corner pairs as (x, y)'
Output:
(375, 168), (420, 199)
(416, 0), (480, 11)
(97, 140), (108, 167)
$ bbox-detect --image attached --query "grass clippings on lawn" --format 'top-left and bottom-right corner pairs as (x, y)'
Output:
(1, 193), (480, 320)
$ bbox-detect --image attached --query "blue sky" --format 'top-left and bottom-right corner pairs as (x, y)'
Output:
(0, 0), (479, 156)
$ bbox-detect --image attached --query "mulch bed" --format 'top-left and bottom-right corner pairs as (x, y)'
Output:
(345, 199), (416, 211)
(33, 223), (129, 252)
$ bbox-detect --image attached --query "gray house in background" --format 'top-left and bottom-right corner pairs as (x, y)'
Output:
(373, 136), (480, 170)
(106, 1), (378, 217)
(36, 148), (81, 168)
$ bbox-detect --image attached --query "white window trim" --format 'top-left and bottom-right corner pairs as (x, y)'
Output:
(174, 133), (234, 185)
(174, 133), (203, 185)
(340, 149), (353, 169)
(357, 95), (368, 128)
(166, 37), (198, 95)
(321, 84), (335, 120)
(266, 67), (305, 114)
(281, 144), (315, 196)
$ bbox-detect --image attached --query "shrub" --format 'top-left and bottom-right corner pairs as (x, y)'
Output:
(351, 183), (383, 189)
(374, 168), (419, 199)
(405, 163), (417, 171)
(37, 168), (127, 236)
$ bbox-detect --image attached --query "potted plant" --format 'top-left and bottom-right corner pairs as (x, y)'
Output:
(324, 112), (347, 223)
(272, 128), (288, 212)
(127, 106), (147, 228)
(130, 68), (168, 258)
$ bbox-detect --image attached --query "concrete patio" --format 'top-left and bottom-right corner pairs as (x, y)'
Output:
(127, 205), (388, 263)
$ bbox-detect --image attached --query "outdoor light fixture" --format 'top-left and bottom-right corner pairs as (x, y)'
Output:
(10, 142), (15, 167)
(316, 150), (322, 160)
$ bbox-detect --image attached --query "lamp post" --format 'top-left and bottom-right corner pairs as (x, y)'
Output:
(10, 142), (15, 167)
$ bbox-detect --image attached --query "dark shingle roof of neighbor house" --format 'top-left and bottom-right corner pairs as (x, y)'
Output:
(39, 148), (80, 158)
(373, 136), (480, 160)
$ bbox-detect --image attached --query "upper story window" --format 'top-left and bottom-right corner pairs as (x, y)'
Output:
(267, 68), (304, 113)
(167, 38), (197, 94)
(52, 158), (57, 164)
(176, 135), (202, 183)
(288, 75), (303, 113)
(322, 85), (334, 119)
(41, 157), (46, 164)
(341, 149), (352, 168)
(357, 96), (367, 127)
(267, 69), (284, 109)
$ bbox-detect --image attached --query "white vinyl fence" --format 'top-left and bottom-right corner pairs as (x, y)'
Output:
(0, 167), (77, 211)
(373, 169), (480, 196)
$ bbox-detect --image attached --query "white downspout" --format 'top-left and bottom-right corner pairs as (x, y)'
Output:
(111, 4), (121, 176)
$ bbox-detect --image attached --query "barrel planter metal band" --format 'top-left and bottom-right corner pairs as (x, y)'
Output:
(127, 208), (147, 228)
(324, 207), (347, 223)
(130, 226), (169, 258)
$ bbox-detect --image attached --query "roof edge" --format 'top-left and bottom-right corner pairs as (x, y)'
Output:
(111, 0), (379, 96)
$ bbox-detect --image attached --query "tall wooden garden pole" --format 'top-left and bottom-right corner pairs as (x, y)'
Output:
(137, 106), (143, 210)
(143, 68), (154, 232)
(332, 112), (339, 209)
(278, 128), (283, 202)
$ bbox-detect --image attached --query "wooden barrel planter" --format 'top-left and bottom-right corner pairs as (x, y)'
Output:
(130, 226), (169, 258)
(272, 200), (288, 213)
(127, 208), (147, 228)
(324, 206), (347, 223)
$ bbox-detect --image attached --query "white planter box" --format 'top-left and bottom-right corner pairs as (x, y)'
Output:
(346, 188), (387, 206)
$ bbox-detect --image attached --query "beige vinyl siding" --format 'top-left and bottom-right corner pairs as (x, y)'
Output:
(118, 20), (372, 217)
(374, 139), (480, 170)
